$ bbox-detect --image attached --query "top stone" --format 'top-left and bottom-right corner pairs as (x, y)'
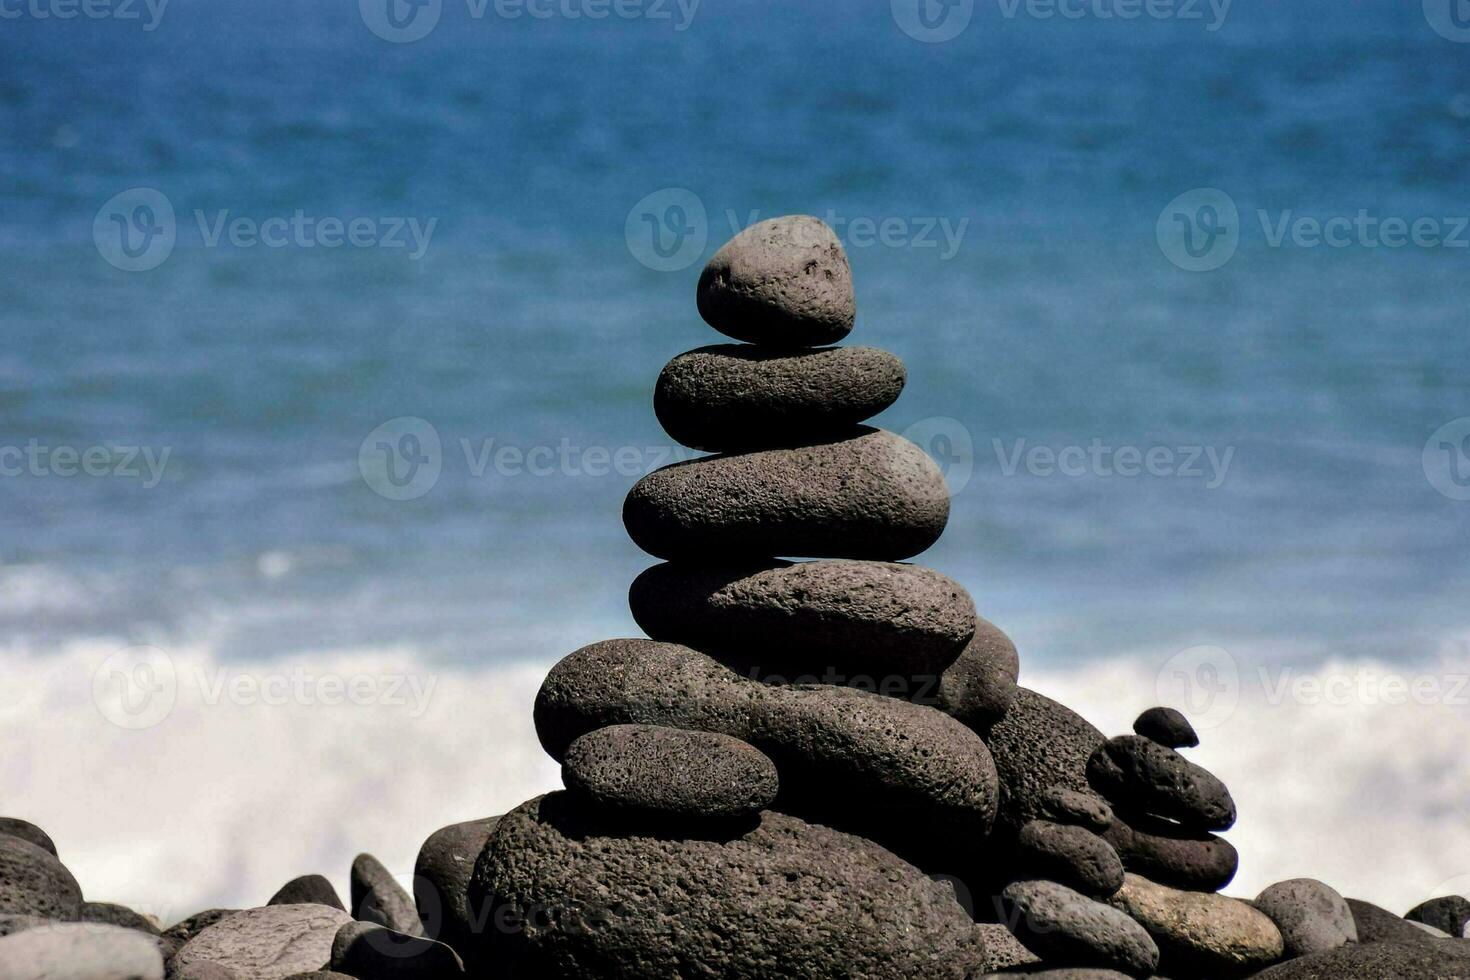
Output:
(697, 216), (856, 348)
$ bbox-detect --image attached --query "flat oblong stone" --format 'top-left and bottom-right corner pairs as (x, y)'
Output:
(1132, 707), (1199, 748)
(1015, 820), (1124, 897)
(936, 616), (1021, 733)
(696, 215), (856, 348)
(1100, 809), (1238, 892)
(654, 344), (905, 451)
(1248, 939), (1470, 979)
(1086, 735), (1236, 831)
(562, 724), (778, 821)
(629, 559), (975, 680)
(171, 904), (354, 979)
(1000, 879), (1159, 976)
(623, 428), (949, 561)
(0, 922), (165, 980)
(1106, 873), (1283, 976)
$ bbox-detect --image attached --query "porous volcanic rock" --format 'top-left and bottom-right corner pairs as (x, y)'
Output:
(1086, 736), (1236, 831)
(0, 834), (82, 919)
(1000, 879), (1159, 977)
(269, 875), (345, 911)
(351, 853), (424, 937)
(414, 816), (500, 957)
(1346, 897), (1446, 945)
(1131, 707), (1198, 749)
(936, 615), (1021, 733)
(80, 900), (161, 934)
(1254, 878), (1357, 957)
(1015, 820), (1125, 897)
(1038, 787), (1113, 833)
(330, 921), (465, 979)
(1106, 873), (1283, 976)
(0, 818), (56, 857)
(986, 688), (1106, 834)
(1100, 809), (1238, 892)
(171, 904), (354, 979)
(1249, 939), (1470, 978)
(1405, 894), (1470, 938)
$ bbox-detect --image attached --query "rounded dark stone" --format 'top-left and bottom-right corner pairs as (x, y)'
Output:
(1346, 898), (1446, 945)
(1405, 894), (1470, 938)
(352, 852), (424, 937)
(1038, 787), (1113, 833)
(977, 971), (1136, 979)
(0, 834), (82, 919)
(1000, 879), (1159, 977)
(81, 901), (161, 934)
(1254, 878), (1357, 957)
(696, 215), (856, 349)
(1131, 707), (1199, 748)
(161, 909), (238, 949)
(936, 616), (1021, 733)
(1107, 873), (1283, 976)
(629, 559), (975, 681)
(467, 792), (980, 979)
(0, 818), (56, 857)
(414, 816), (499, 960)
(1086, 735), (1236, 831)
(331, 920), (465, 978)
(1250, 940), (1470, 979)
(986, 688), (1105, 835)
(1100, 809), (1238, 892)
(622, 428), (949, 562)
(563, 724), (778, 821)
(1015, 820), (1124, 898)
(654, 344), (905, 452)
(270, 874), (346, 911)
(533, 639), (997, 869)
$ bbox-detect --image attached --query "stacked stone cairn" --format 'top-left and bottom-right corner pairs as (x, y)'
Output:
(3, 218), (1469, 980)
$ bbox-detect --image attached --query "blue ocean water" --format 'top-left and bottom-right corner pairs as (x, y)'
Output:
(3, 0), (1469, 672)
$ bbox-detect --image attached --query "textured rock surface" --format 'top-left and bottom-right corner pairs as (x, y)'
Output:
(936, 615), (1021, 732)
(0, 922), (165, 980)
(976, 970), (1137, 979)
(1249, 939), (1470, 978)
(1100, 809), (1238, 892)
(654, 344), (904, 451)
(81, 900), (161, 933)
(330, 921), (464, 978)
(269, 875), (345, 911)
(468, 793), (981, 979)
(533, 638), (998, 863)
(1131, 707), (1198, 748)
(563, 724), (778, 820)
(351, 853), (424, 937)
(0, 913), (49, 937)
(623, 428), (949, 562)
(1107, 873), (1283, 976)
(163, 909), (239, 949)
(1347, 897), (1447, 945)
(1000, 879), (1159, 977)
(172, 904), (354, 979)
(414, 816), (499, 956)
(1405, 894), (1470, 938)
(1039, 787), (1113, 833)
(696, 215), (856, 348)
(0, 818), (56, 857)
(1086, 735), (1236, 831)
(987, 688), (1106, 834)
(1254, 878), (1357, 957)
(0, 834), (82, 919)
(630, 559), (975, 680)
(972, 922), (1042, 971)
(1015, 821), (1124, 897)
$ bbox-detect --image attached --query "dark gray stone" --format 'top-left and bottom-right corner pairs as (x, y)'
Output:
(533, 639), (998, 868)
(622, 428), (949, 562)
(161, 909), (238, 949)
(0, 834), (81, 920)
(1100, 809), (1238, 892)
(1405, 895), (1470, 938)
(1038, 787), (1113, 833)
(1346, 898), (1447, 945)
(629, 559), (975, 682)
(1015, 820), (1124, 897)
(696, 215), (856, 348)
(1131, 707), (1198, 748)
(0, 922), (164, 979)
(977, 971), (1136, 979)
(171, 905), (353, 978)
(0, 819), (56, 857)
(414, 816), (499, 959)
(1254, 878), (1357, 957)
(1250, 940), (1470, 978)
(654, 344), (905, 452)
(562, 724), (778, 821)
(986, 688), (1105, 835)
(1000, 879), (1159, 977)
(270, 875), (346, 911)
(80, 901), (160, 934)
(330, 921), (464, 979)
(467, 793), (980, 979)
(1086, 735), (1236, 831)
(352, 853), (424, 937)
(971, 922), (1042, 971)
(937, 617), (1021, 733)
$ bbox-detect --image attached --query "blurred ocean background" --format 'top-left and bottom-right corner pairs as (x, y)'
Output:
(2, 0), (1469, 916)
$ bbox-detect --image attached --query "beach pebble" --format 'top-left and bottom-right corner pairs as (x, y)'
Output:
(696, 215), (855, 348)
(330, 921), (464, 978)
(986, 688), (1105, 834)
(1106, 873), (1283, 976)
(1249, 939), (1470, 978)
(1015, 820), (1124, 897)
(0, 819), (56, 858)
(1039, 787), (1113, 833)
(936, 616), (1021, 733)
(654, 344), (905, 451)
(1131, 707), (1198, 749)
(0, 834), (82, 920)
(1000, 879), (1159, 977)
(171, 904), (354, 979)
(351, 853), (423, 937)
(1405, 894), (1470, 937)
(1086, 735), (1236, 831)
(623, 428), (949, 562)
(80, 900), (160, 934)
(629, 559), (975, 681)
(563, 724), (778, 821)
(268, 876), (344, 911)
(0, 922), (164, 980)
(1100, 809), (1238, 892)
(1347, 898), (1448, 945)
(533, 638), (997, 867)
(414, 816), (499, 958)
(1254, 878), (1357, 956)
(467, 793), (978, 978)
